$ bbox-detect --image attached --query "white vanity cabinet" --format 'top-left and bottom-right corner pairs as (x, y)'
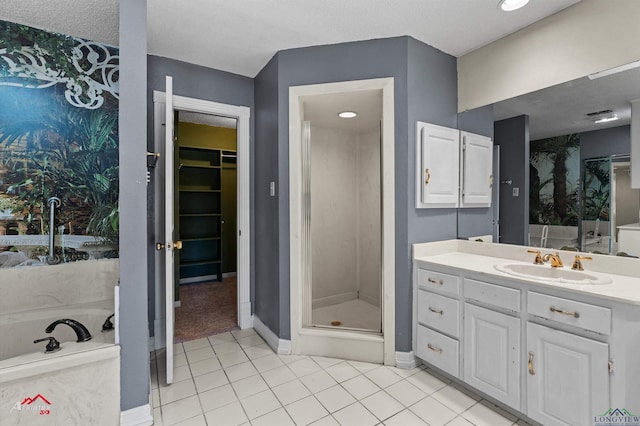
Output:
(415, 122), (492, 209)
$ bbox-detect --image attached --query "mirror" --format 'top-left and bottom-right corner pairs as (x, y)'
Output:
(490, 63), (640, 256)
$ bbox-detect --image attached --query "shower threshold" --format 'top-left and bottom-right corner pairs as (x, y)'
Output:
(309, 324), (382, 335)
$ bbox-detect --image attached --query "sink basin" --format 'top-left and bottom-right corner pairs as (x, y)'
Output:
(494, 263), (612, 285)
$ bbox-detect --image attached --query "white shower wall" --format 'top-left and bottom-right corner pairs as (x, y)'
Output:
(311, 124), (381, 310)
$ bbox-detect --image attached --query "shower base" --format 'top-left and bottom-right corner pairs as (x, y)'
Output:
(312, 299), (381, 332)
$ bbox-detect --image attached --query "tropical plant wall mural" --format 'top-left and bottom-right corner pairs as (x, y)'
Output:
(529, 134), (580, 226)
(0, 20), (119, 267)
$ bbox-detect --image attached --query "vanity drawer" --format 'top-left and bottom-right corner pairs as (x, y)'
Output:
(527, 292), (611, 335)
(417, 290), (460, 337)
(417, 268), (460, 296)
(464, 279), (520, 312)
(416, 325), (459, 377)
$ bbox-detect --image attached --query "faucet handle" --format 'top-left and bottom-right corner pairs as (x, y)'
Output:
(572, 255), (592, 271)
(527, 249), (544, 265)
(34, 337), (61, 353)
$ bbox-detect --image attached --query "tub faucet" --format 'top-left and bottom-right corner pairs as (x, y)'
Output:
(45, 319), (92, 342)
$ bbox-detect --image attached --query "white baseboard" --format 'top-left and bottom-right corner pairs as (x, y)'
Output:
(312, 291), (357, 309)
(252, 315), (291, 355)
(239, 301), (252, 329)
(395, 351), (417, 369)
(120, 403), (153, 426)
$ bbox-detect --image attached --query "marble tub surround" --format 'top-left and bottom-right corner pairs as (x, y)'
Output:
(0, 259), (118, 315)
(413, 240), (640, 304)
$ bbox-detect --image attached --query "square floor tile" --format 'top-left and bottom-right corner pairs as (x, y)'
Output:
(161, 395), (202, 426)
(174, 364), (192, 383)
(153, 407), (163, 426)
(244, 344), (274, 360)
(231, 328), (257, 339)
(341, 375), (380, 400)
(237, 334), (266, 348)
(173, 414), (206, 426)
(332, 402), (378, 426)
(213, 341), (243, 355)
(185, 346), (215, 364)
(272, 379), (311, 405)
(261, 365), (297, 387)
(152, 388), (160, 408)
(183, 338), (211, 352)
(289, 357), (322, 377)
(365, 367), (403, 389)
(218, 350), (250, 368)
(445, 417), (474, 426)
(311, 356), (343, 369)
(175, 352), (188, 367)
(193, 370), (228, 393)
(279, 354), (309, 365)
(431, 385), (479, 414)
(252, 353), (285, 373)
(225, 361), (259, 382)
(347, 360), (380, 373)
(384, 380), (427, 407)
(239, 389), (282, 420)
(309, 415), (340, 426)
(461, 401), (517, 426)
(315, 385), (356, 413)
(285, 396), (329, 425)
(300, 370), (338, 394)
(159, 379), (196, 405)
(390, 366), (423, 378)
(361, 390), (404, 421)
(198, 384), (238, 412)
(189, 357), (222, 377)
(251, 408), (295, 426)
(231, 374), (269, 399)
(383, 409), (428, 426)
(174, 343), (185, 355)
(203, 401), (248, 426)
(410, 396), (457, 426)
(405, 370), (447, 395)
(325, 362), (361, 383)
(208, 332), (235, 345)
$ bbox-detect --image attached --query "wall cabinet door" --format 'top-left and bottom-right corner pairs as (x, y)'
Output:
(463, 303), (520, 409)
(460, 131), (493, 207)
(527, 322), (609, 426)
(416, 122), (460, 208)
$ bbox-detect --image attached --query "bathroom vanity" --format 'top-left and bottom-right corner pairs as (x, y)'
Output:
(412, 240), (640, 426)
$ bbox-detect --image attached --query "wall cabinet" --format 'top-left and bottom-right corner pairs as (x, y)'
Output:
(415, 122), (493, 209)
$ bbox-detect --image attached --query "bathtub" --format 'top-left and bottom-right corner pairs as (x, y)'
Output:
(0, 259), (120, 426)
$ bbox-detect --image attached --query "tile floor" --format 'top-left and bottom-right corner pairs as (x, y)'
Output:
(151, 328), (530, 426)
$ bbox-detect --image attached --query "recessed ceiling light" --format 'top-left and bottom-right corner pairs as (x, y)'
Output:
(338, 111), (357, 118)
(594, 114), (619, 124)
(498, 0), (530, 11)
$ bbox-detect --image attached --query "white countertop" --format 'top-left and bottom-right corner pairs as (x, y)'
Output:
(413, 240), (640, 305)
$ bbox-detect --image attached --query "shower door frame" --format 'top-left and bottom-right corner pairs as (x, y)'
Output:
(289, 78), (396, 365)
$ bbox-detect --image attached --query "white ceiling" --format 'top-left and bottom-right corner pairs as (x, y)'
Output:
(303, 90), (382, 132)
(2, 0), (580, 78)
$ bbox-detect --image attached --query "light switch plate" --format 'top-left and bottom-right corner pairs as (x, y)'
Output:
(270, 181), (276, 197)
(512, 187), (519, 197)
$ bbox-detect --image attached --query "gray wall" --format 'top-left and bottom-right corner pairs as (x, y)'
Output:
(457, 105), (495, 239)
(146, 55), (255, 333)
(580, 125), (630, 161)
(494, 115), (530, 245)
(119, 0), (149, 411)
(252, 36), (462, 351)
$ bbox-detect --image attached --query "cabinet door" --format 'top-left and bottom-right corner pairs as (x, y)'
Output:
(460, 131), (493, 207)
(463, 303), (520, 409)
(527, 322), (609, 426)
(416, 122), (460, 208)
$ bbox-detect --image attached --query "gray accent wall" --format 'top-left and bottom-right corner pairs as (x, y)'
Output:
(252, 36), (462, 351)
(580, 125), (630, 161)
(494, 115), (530, 245)
(146, 56), (255, 334)
(457, 105), (495, 239)
(119, 0), (149, 412)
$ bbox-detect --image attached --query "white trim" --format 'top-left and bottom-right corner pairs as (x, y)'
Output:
(120, 404), (153, 426)
(395, 351), (418, 370)
(289, 78), (395, 365)
(253, 315), (292, 355)
(312, 291), (358, 309)
(152, 90), (252, 347)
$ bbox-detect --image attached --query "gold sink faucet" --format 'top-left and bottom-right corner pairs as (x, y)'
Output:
(543, 252), (563, 268)
(527, 250), (544, 265)
(572, 255), (592, 271)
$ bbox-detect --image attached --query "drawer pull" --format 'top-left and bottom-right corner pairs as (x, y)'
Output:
(427, 344), (443, 354)
(528, 351), (535, 375)
(428, 307), (443, 315)
(549, 306), (580, 318)
(427, 277), (444, 285)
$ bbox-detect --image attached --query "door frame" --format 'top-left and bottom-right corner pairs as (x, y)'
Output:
(153, 90), (252, 349)
(289, 78), (396, 365)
